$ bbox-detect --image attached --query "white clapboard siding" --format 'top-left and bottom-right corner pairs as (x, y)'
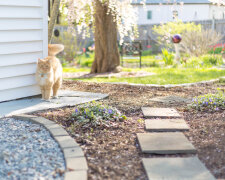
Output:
(0, 75), (37, 91)
(0, 19), (43, 30)
(0, 6), (42, 19)
(0, 30), (43, 43)
(0, 0), (42, 7)
(0, 30), (42, 43)
(0, 85), (40, 102)
(0, 52), (42, 67)
(0, 41), (43, 55)
(0, 0), (48, 102)
(0, 63), (36, 79)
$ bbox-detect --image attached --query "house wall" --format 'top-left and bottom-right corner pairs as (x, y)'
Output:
(134, 4), (210, 25)
(209, 5), (225, 19)
(0, 0), (48, 102)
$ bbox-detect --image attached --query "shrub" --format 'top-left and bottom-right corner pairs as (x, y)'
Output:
(190, 89), (225, 111)
(181, 29), (222, 56)
(161, 48), (174, 65)
(70, 101), (126, 129)
(153, 20), (201, 50)
(52, 30), (84, 65)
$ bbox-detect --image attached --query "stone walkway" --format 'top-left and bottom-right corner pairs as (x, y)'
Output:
(138, 107), (216, 180)
(0, 90), (108, 117)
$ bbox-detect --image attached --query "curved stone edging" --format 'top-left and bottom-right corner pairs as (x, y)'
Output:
(77, 78), (220, 88)
(13, 114), (87, 180)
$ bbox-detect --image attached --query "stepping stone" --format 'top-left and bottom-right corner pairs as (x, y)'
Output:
(142, 107), (181, 118)
(137, 132), (196, 154)
(149, 95), (191, 104)
(145, 119), (189, 132)
(142, 157), (215, 180)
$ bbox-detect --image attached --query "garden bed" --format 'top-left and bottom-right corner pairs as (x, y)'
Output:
(32, 80), (225, 180)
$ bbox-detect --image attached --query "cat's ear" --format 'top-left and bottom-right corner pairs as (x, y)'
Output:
(37, 58), (43, 64)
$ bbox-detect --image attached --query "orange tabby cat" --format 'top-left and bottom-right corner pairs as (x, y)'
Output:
(36, 44), (64, 101)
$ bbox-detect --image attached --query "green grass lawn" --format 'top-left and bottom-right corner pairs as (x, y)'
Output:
(65, 67), (225, 85)
(63, 67), (90, 73)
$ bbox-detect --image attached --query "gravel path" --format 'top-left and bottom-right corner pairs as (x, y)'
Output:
(0, 118), (65, 180)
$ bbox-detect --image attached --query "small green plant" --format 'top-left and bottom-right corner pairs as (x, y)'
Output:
(184, 56), (202, 68)
(70, 101), (126, 128)
(161, 48), (174, 65)
(190, 89), (225, 111)
(184, 54), (223, 68)
(209, 47), (223, 54)
(201, 54), (223, 67)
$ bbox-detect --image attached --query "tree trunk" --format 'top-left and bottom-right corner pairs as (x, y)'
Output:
(91, 0), (120, 73)
(48, 0), (61, 43)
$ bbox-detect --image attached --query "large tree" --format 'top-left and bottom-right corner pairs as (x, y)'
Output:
(63, 0), (139, 73)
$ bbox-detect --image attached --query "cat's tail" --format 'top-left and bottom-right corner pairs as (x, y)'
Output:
(48, 44), (64, 56)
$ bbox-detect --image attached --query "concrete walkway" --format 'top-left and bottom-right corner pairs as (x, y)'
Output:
(138, 107), (215, 180)
(0, 90), (108, 118)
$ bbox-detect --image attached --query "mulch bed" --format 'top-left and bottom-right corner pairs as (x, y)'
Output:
(32, 80), (225, 180)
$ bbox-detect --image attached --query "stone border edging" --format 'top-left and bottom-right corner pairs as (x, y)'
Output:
(13, 114), (87, 180)
(77, 77), (222, 88)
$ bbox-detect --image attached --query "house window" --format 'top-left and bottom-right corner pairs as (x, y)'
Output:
(147, 11), (152, 20)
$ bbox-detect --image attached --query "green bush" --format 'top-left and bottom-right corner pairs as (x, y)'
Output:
(162, 49), (174, 65)
(184, 54), (223, 68)
(190, 89), (225, 111)
(70, 101), (126, 129)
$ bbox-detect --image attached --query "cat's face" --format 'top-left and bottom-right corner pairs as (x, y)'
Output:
(37, 58), (51, 73)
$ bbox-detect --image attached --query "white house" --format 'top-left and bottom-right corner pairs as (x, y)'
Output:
(132, 0), (225, 25)
(0, 0), (48, 102)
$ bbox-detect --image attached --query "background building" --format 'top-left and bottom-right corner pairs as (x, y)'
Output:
(132, 0), (225, 25)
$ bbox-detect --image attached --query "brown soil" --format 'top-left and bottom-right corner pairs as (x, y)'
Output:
(32, 80), (225, 180)
(63, 71), (154, 79)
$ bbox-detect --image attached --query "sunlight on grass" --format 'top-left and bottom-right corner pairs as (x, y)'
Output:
(63, 67), (90, 73)
(66, 67), (225, 85)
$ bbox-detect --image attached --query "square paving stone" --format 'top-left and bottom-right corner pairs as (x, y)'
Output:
(65, 170), (87, 180)
(145, 119), (189, 132)
(142, 157), (215, 180)
(137, 133), (196, 154)
(142, 107), (181, 118)
(149, 96), (191, 104)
